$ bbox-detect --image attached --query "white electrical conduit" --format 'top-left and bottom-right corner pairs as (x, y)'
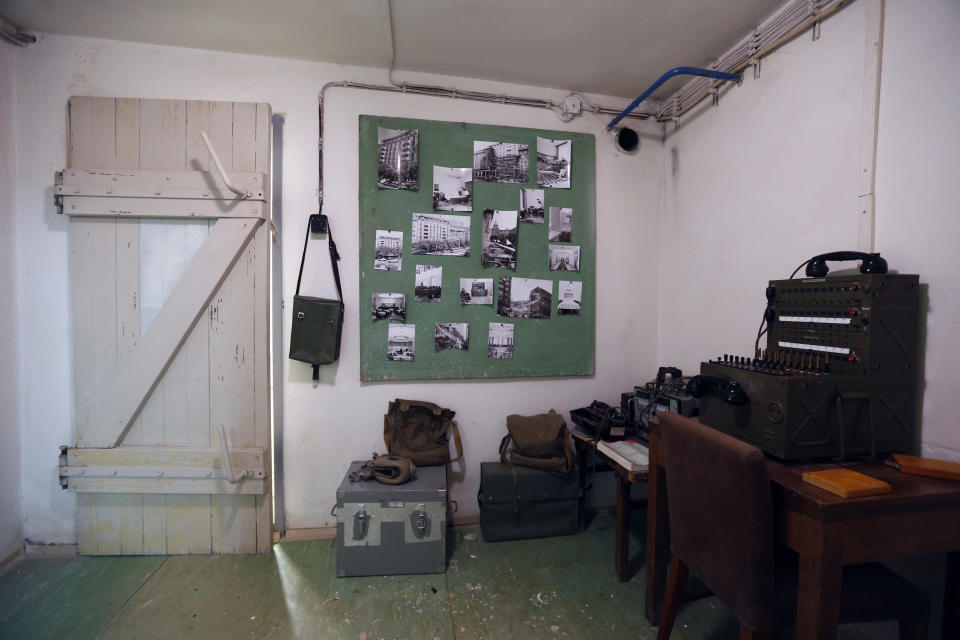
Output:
(0, 13), (37, 46)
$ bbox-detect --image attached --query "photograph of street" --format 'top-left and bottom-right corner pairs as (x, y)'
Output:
(557, 280), (582, 315)
(374, 229), (403, 271)
(481, 209), (518, 269)
(548, 207), (573, 242)
(411, 213), (471, 256)
(519, 188), (545, 223)
(371, 292), (406, 321)
(459, 277), (494, 305)
(537, 137), (571, 188)
(548, 245), (581, 272)
(497, 277), (552, 319)
(387, 324), (415, 361)
(488, 322), (515, 359)
(415, 264), (443, 302)
(435, 322), (469, 351)
(433, 166), (473, 211)
(377, 127), (419, 190)
(473, 140), (529, 183)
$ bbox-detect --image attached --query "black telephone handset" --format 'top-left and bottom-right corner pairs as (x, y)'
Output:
(805, 251), (888, 278)
(687, 374), (748, 406)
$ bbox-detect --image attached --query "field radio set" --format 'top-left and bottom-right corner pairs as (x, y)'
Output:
(688, 252), (920, 461)
(621, 367), (697, 439)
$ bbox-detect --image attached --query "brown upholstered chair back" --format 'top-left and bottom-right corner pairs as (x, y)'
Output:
(659, 412), (778, 632)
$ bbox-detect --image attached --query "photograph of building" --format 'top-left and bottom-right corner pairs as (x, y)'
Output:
(371, 292), (406, 320)
(537, 137), (571, 188)
(432, 166), (473, 211)
(374, 229), (402, 271)
(481, 209), (518, 268)
(557, 280), (582, 315)
(487, 323), (515, 359)
(459, 278), (493, 305)
(414, 264), (443, 302)
(411, 213), (470, 256)
(473, 141), (529, 183)
(378, 127), (419, 190)
(548, 207), (573, 242)
(548, 245), (581, 272)
(497, 277), (552, 319)
(519, 188), (545, 223)
(386, 324), (415, 361)
(434, 322), (469, 350)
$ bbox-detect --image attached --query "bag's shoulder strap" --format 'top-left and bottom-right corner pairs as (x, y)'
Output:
(499, 433), (513, 464)
(449, 421), (463, 463)
(295, 213), (342, 301)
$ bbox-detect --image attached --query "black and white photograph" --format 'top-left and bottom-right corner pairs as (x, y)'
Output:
(374, 229), (403, 271)
(371, 293), (406, 321)
(537, 137), (571, 188)
(519, 188), (545, 223)
(473, 141), (529, 183)
(414, 264), (443, 302)
(459, 278), (494, 305)
(377, 127), (419, 190)
(557, 280), (582, 315)
(435, 322), (469, 351)
(387, 324), (415, 361)
(497, 277), (553, 319)
(548, 207), (573, 241)
(488, 322), (515, 359)
(481, 209), (518, 269)
(411, 213), (471, 256)
(548, 245), (581, 272)
(433, 166), (473, 211)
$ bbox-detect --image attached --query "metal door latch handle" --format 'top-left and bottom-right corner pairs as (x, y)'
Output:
(353, 507), (371, 541)
(410, 503), (431, 539)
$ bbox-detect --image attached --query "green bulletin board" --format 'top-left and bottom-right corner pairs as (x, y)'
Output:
(359, 115), (595, 381)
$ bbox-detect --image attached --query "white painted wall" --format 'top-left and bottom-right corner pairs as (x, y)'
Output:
(660, 0), (960, 460)
(13, 35), (661, 541)
(0, 43), (24, 559)
(874, 0), (960, 461)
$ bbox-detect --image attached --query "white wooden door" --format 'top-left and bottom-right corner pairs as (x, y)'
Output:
(59, 97), (272, 554)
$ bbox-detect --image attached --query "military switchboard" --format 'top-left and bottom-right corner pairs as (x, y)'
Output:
(694, 271), (920, 460)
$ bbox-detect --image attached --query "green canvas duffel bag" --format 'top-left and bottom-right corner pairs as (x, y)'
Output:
(478, 462), (581, 541)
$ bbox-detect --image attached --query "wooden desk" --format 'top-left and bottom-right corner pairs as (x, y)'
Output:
(645, 420), (960, 639)
(570, 428), (648, 582)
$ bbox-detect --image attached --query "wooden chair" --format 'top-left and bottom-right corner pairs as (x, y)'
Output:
(655, 411), (929, 640)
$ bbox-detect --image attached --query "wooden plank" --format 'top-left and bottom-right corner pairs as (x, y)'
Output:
(183, 220), (213, 447)
(76, 493), (98, 555)
(160, 100), (187, 171)
(232, 103), (257, 173)
(165, 495), (211, 554)
(68, 477), (265, 495)
(78, 218), (261, 448)
(61, 197), (266, 218)
(56, 168), (266, 194)
(67, 446), (265, 469)
(142, 494), (167, 554)
(186, 101), (212, 171)
(138, 99), (163, 170)
(136, 99), (167, 448)
(161, 220), (189, 445)
(209, 102), (233, 172)
(254, 102), (272, 553)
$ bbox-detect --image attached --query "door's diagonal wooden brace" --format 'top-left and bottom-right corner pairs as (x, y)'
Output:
(77, 217), (262, 448)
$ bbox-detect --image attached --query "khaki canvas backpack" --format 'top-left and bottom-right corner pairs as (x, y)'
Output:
(384, 399), (463, 466)
(499, 411), (574, 475)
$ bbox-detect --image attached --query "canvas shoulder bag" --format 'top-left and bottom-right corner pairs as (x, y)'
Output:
(499, 411), (574, 475)
(384, 399), (463, 467)
(289, 214), (344, 380)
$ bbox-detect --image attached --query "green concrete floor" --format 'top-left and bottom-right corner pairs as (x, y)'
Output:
(0, 512), (887, 640)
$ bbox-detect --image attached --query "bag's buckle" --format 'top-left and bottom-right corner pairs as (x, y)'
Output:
(297, 311), (305, 320)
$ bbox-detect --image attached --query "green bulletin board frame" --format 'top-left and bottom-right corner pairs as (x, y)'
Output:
(359, 115), (595, 381)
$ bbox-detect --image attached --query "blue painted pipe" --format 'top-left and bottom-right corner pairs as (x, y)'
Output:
(606, 66), (741, 130)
